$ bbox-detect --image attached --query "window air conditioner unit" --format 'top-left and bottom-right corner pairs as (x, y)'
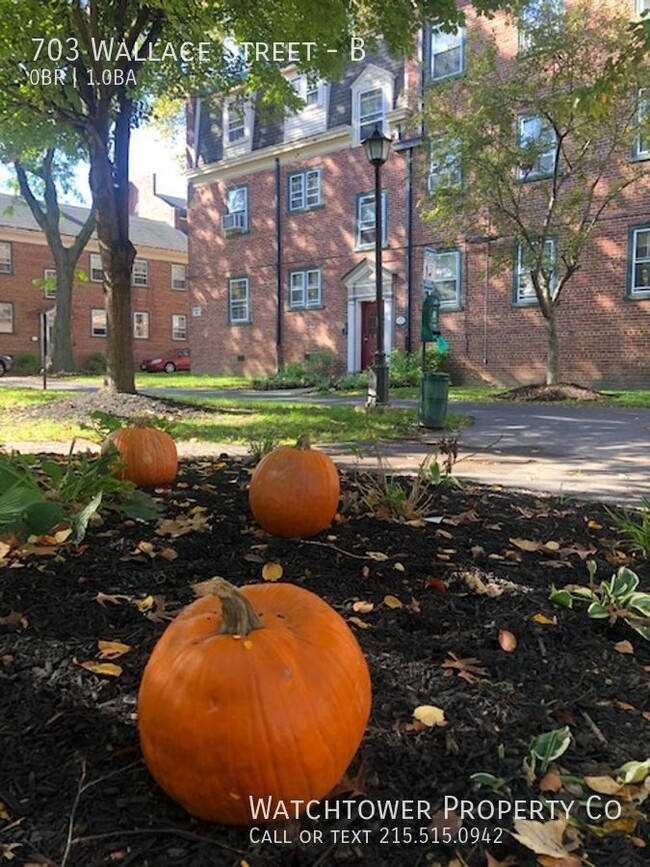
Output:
(221, 212), (246, 232)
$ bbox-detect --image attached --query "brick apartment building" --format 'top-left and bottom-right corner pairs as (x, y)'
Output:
(186, 0), (650, 387)
(0, 181), (189, 372)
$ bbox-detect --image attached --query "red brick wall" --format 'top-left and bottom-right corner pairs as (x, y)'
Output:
(188, 0), (650, 388)
(0, 237), (189, 371)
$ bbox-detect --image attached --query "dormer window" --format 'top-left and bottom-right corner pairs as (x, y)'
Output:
(224, 100), (252, 153)
(351, 65), (394, 147)
(291, 75), (323, 108)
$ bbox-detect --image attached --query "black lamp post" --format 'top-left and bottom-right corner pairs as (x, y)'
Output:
(362, 125), (392, 407)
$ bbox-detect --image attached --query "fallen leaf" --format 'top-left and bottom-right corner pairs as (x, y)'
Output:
(510, 818), (574, 858)
(413, 705), (447, 727)
(536, 856), (582, 867)
(384, 594), (403, 609)
(460, 571), (504, 597)
(470, 544), (485, 558)
(95, 592), (131, 607)
(134, 594), (156, 612)
(0, 610), (28, 629)
(75, 659), (123, 678)
(587, 519), (603, 529)
(485, 854), (517, 867)
(583, 775), (621, 796)
(441, 652), (489, 684)
(539, 771), (563, 793)
(498, 630), (517, 652)
(366, 551), (389, 561)
(428, 808), (463, 840)
(352, 600), (374, 614)
(348, 616), (372, 630)
(425, 577), (447, 592)
(0, 801), (9, 820)
(160, 547), (178, 561)
(509, 537), (543, 552)
(544, 540), (561, 551)
(262, 562), (283, 582)
(393, 562), (405, 572)
(97, 640), (131, 660)
(614, 640), (634, 655)
(532, 613), (557, 625)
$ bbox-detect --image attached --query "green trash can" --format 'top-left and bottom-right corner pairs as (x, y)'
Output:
(419, 372), (450, 428)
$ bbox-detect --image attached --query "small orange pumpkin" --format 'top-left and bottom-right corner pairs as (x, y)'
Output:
(138, 578), (371, 825)
(104, 424), (178, 487)
(248, 435), (340, 537)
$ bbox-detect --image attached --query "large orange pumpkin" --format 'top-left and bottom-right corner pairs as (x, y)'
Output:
(104, 424), (178, 488)
(248, 435), (340, 537)
(138, 579), (372, 825)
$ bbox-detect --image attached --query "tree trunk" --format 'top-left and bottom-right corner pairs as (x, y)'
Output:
(86, 111), (136, 394)
(50, 249), (74, 372)
(545, 310), (560, 385)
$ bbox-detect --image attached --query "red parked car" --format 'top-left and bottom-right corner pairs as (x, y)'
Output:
(140, 348), (191, 374)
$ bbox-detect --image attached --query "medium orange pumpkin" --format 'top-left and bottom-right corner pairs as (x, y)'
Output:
(248, 435), (340, 537)
(138, 578), (371, 825)
(104, 424), (178, 487)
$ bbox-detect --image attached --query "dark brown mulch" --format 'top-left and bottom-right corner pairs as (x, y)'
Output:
(495, 383), (609, 402)
(1, 457), (648, 867)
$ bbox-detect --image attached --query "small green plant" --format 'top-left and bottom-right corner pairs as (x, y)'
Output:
(388, 347), (448, 387)
(523, 726), (572, 780)
(246, 433), (280, 463)
(607, 499), (650, 559)
(342, 437), (458, 522)
(550, 562), (650, 640)
(303, 349), (338, 383)
(0, 445), (162, 542)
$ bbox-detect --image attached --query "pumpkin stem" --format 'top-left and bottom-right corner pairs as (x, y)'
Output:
(210, 577), (263, 636)
(295, 434), (311, 450)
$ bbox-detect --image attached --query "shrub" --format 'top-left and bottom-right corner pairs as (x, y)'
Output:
(304, 350), (338, 382)
(388, 347), (448, 387)
(81, 352), (107, 374)
(12, 352), (40, 375)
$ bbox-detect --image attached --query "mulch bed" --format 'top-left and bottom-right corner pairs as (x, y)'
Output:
(1, 455), (648, 867)
(494, 383), (609, 403)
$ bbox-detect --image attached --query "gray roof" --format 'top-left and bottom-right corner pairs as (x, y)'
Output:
(0, 192), (187, 253)
(156, 192), (187, 213)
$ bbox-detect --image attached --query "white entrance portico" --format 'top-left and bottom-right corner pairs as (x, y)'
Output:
(342, 259), (396, 373)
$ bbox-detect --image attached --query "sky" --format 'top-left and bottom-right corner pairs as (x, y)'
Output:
(0, 124), (187, 206)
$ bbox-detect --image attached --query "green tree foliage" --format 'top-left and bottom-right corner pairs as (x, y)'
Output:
(421, 0), (650, 385)
(0, 0), (515, 393)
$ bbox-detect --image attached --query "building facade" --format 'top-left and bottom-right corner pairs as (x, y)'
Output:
(0, 190), (189, 371)
(186, 0), (650, 387)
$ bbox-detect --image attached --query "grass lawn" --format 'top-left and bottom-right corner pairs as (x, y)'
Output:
(0, 387), (468, 445)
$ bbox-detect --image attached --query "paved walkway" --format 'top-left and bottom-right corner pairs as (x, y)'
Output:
(1, 378), (648, 505)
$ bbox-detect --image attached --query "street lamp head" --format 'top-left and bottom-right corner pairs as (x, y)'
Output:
(362, 125), (392, 166)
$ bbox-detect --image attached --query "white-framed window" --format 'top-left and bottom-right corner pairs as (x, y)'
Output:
(290, 74), (323, 107)
(519, 0), (564, 51)
(91, 307), (107, 337)
(629, 226), (650, 296)
(172, 314), (187, 340)
(289, 269), (322, 309)
(43, 268), (57, 299)
(0, 301), (14, 333)
(634, 89), (649, 159)
(90, 253), (104, 282)
(132, 258), (148, 287)
(517, 114), (557, 179)
(351, 65), (393, 146)
(288, 169), (322, 211)
(356, 192), (388, 249)
(427, 250), (462, 308)
(228, 276), (250, 323)
(430, 26), (465, 81)
(133, 311), (150, 339)
(0, 241), (11, 274)
(226, 102), (246, 143)
(428, 138), (462, 192)
(171, 264), (187, 290)
(515, 239), (557, 303)
(358, 87), (385, 143)
(223, 185), (249, 233)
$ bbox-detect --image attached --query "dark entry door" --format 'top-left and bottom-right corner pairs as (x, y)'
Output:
(361, 301), (377, 370)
